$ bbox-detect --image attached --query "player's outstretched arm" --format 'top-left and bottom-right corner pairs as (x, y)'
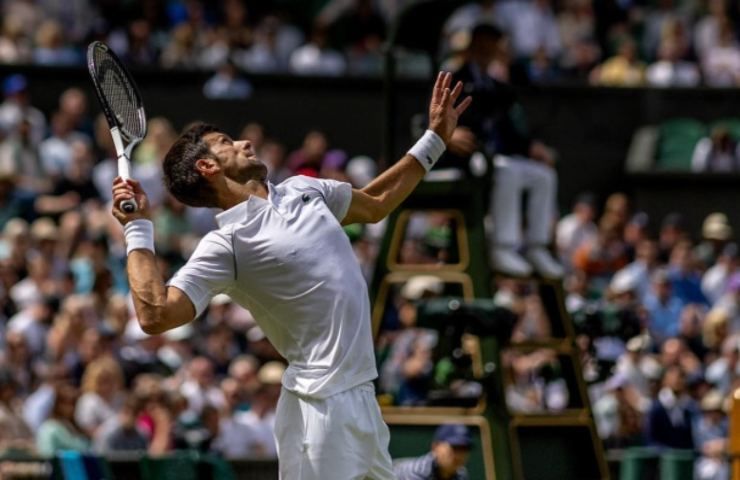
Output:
(342, 71), (472, 225)
(112, 177), (195, 335)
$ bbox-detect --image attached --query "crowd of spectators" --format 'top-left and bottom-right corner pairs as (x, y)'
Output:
(556, 194), (737, 479)
(3, 0), (740, 86)
(372, 195), (740, 479)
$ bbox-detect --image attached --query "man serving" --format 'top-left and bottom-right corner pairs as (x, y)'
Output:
(111, 72), (470, 479)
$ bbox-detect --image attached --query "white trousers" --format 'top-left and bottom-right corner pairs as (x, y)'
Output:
(275, 382), (397, 480)
(491, 155), (558, 246)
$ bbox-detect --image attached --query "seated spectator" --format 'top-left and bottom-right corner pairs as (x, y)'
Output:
(572, 215), (629, 288)
(234, 361), (283, 458)
(233, 15), (303, 74)
(289, 24), (346, 76)
(614, 238), (660, 302)
(694, 0), (730, 58)
(36, 384), (90, 456)
(696, 213), (733, 268)
(590, 37), (645, 87)
(160, 23), (200, 69)
(394, 424), (472, 480)
(693, 390), (729, 480)
(0, 15), (32, 63)
(0, 117), (50, 194)
(644, 269), (684, 346)
(557, 0), (600, 80)
(75, 356), (124, 440)
(645, 365), (694, 449)
(668, 240), (708, 305)
(32, 20), (79, 66)
(714, 272), (740, 331)
(496, 0), (562, 62)
(624, 212), (651, 262)
(0, 368), (34, 453)
(378, 276), (443, 405)
(702, 242), (738, 305)
(211, 377), (262, 458)
(702, 308), (729, 359)
(592, 373), (648, 448)
(705, 334), (739, 395)
(658, 212), (688, 263)
(692, 126), (740, 172)
(678, 305), (709, 361)
(94, 394), (148, 454)
(0, 74), (46, 145)
(646, 38), (700, 87)
(203, 61), (253, 100)
(701, 19), (740, 87)
(287, 130), (331, 177)
(180, 356), (225, 416)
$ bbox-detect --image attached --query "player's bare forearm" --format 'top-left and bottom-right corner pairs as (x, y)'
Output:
(342, 72), (471, 225)
(126, 250), (194, 334)
(342, 155), (425, 225)
(127, 249), (169, 334)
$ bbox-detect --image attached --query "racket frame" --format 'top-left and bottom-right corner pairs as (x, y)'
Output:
(86, 41), (147, 213)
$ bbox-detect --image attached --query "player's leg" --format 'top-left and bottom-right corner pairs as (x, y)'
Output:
(274, 385), (376, 479)
(360, 384), (397, 480)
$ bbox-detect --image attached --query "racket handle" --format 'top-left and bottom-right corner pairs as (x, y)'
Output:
(120, 198), (138, 213)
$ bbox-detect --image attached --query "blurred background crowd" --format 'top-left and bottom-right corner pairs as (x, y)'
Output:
(0, 0), (737, 478)
(3, 0), (740, 86)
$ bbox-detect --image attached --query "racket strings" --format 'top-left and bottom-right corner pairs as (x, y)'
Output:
(91, 47), (146, 141)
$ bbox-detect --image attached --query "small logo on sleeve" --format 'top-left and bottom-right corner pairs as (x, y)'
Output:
(301, 194), (311, 203)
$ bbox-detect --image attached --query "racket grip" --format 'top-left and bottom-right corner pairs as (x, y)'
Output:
(121, 198), (138, 213)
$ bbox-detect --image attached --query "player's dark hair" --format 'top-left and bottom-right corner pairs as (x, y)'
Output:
(163, 123), (222, 208)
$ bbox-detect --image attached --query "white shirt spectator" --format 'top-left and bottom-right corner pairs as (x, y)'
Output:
(646, 61), (700, 87)
(234, 410), (277, 458)
(74, 392), (121, 436)
(702, 44), (740, 87)
(212, 416), (265, 458)
(496, 0), (562, 59)
(289, 44), (347, 76)
(180, 380), (225, 416)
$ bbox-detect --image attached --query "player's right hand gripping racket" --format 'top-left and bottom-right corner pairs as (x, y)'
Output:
(87, 41), (147, 213)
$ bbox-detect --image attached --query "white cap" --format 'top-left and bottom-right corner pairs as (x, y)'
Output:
(610, 268), (638, 295)
(401, 275), (444, 300)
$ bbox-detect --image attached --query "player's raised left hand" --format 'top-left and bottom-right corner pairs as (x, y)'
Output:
(428, 71), (472, 145)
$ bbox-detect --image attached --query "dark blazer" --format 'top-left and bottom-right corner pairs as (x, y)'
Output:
(645, 399), (694, 449)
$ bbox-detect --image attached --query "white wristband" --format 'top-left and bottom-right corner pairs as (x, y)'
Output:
(124, 219), (155, 255)
(408, 130), (446, 172)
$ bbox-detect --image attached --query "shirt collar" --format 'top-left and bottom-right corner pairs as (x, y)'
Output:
(214, 182), (276, 228)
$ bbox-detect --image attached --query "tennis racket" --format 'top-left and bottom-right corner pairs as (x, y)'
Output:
(87, 41), (147, 213)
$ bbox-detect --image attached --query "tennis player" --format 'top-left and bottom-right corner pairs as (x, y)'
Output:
(111, 71), (471, 479)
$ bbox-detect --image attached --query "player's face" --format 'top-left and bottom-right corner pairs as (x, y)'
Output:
(204, 132), (267, 183)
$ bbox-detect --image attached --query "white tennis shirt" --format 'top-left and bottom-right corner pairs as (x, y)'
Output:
(167, 176), (377, 398)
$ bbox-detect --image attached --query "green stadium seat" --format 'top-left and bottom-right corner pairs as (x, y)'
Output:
(658, 449), (694, 480)
(619, 447), (659, 480)
(656, 118), (707, 171)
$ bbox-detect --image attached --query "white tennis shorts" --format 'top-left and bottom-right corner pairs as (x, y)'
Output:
(275, 382), (397, 480)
